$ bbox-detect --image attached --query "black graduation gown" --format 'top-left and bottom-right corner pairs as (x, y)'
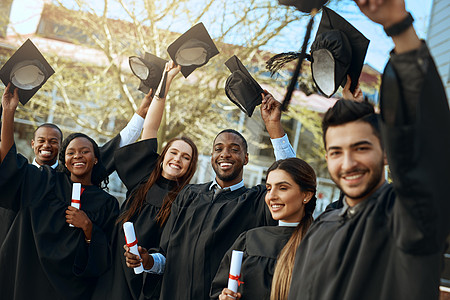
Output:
(93, 138), (177, 300)
(0, 144), (119, 300)
(0, 133), (122, 248)
(158, 182), (276, 300)
(288, 44), (450, 300)
(210, 226), (295, 300)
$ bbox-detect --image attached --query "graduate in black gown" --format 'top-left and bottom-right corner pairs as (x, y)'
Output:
(125, 90), (298, 300)
(0, 83), (119, 300)
(92, 60), (199, 300)
(287, 1), (450, 299)
(211, 158), (317, 300)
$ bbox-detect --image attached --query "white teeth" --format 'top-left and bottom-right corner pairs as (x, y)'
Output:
(74, 163), (85, 167)
(169, 163), (181, 170)
(271, 204), (283, 209)
(220, 163), (232, 167)
(40, 150), (51, 155)
(344, 174), (363, 180)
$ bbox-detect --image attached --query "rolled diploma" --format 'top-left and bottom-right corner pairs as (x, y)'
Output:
(69, 183), (81, 227)
(123, 222), (144, 274)
(227, 250), (244, 293)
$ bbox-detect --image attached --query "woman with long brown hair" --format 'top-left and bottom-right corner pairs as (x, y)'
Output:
(92, 60), (198, 300)
(211, 157), (316, 300)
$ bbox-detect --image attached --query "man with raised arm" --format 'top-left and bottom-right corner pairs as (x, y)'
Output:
(288, 1), (450, 299)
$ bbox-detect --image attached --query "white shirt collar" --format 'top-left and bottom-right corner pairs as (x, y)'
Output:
(278, 220), (300, 227)
(32, 158), (59, 169)
(209, 178), (245, 192)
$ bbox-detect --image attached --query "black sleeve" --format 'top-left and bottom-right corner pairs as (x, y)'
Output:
(380, 43), (450, 254)
(99, 134), (122, 175)
(210, 232), (247, 299)
(0, 144), (48, 210)
(114, 138), (159, 191)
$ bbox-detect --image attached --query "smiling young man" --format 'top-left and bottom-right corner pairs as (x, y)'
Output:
(287, 1), (450, 300)
(124, 93), (296, 300)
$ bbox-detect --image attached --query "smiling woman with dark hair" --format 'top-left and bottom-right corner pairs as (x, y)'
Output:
(211, 158), (317, 300)
(92, 60), (199, 300)
(0, 83), (119, 300)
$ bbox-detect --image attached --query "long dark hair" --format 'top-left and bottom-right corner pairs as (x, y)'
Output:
(58, 132), (109, 189)
(268, 158), (317, 300)
(117, 136), (198, 226)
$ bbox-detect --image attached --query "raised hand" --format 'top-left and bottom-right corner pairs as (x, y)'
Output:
(2, 83), (19, 112)
(165, 60), (181, 81)
(354, 0), (408, 28)
(342, 75), (364, 102)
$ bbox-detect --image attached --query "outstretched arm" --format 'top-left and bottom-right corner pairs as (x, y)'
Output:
(1, 83), (19, 163)
(354, 0), (421, 54)
(357, 0), (450, 250)
(260, 90), (296, 160)
(141, 61), (181, 140)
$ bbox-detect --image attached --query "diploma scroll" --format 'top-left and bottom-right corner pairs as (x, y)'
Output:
(227, 250), (244, 295)
(69, 183), (81, 227)
(123, 222), (144, 274)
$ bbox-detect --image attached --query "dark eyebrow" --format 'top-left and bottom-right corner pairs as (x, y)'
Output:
(350, 141), (373, 148)
(267, 181), (292, 187)
(327, 141), (373, 151)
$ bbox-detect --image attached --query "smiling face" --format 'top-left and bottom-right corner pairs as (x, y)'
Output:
(265, 169), (309, 223)
(64, 137), (97, 185)
(31, 126), (62, 166)
(161, 140), (193, 181)
(325, 120), (386, 206)
(211, 132), (248, 187)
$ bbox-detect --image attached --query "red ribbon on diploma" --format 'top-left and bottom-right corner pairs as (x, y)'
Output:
(229, 274), (244, 286)
(71, 188), (85, 206)
(125, 236), (138, 248)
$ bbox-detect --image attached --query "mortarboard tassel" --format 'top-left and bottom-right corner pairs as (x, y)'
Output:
(280, 10), (317, 111)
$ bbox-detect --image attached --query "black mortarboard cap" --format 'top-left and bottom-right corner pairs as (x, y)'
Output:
(224, 55), (264, 117)
(129, 52), (167, 94)
(0, 39), (55, 105)
(167, 23), (219, 78)
(310, 7), (369, 97)
(278, 0), (328, 13)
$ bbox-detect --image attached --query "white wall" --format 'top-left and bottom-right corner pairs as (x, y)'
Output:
(427, 0), (450, 104)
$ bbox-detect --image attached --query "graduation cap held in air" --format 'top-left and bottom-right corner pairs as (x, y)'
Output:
(266, 0), (328, 111)
(310, 6), (369, 97)
(0, 39), (55, 105)
(129, 52), (167, 95)
(167, 22), (219, 78)
(225, 55), (264, 117)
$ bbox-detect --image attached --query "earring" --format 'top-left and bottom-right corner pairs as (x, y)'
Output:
(303, 199), (307, 203)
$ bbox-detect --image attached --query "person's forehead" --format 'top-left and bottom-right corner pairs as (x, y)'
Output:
(214, 132), (244, 147)
(168, 140), (193, 156)
(325, 121), (380, 149)
(34, 126), (61, 139)
(67, 137), (93, 149)
(267, 169), (294, 185)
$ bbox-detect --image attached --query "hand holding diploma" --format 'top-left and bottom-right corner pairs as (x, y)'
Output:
(123, 222), (145, 274)
(219, 288), (241, 300)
